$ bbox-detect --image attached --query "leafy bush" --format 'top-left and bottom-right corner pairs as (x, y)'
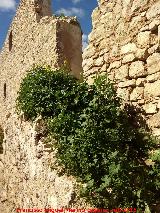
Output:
(16, 66), (78, 120)
(16, 66), (160, 211)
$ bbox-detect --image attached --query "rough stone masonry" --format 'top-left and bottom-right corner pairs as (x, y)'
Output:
(83, 0), (160, 137)
(0, 0), (160, 212)
(0, 0), (84, 212)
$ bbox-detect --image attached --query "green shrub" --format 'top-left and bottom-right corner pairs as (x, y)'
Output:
(16, 66), (78, 120)
(16, 66), (160, 211)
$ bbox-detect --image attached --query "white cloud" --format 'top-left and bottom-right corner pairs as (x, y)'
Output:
(82, 34), (88, 50)
(0, 0), (16, 11)
(72, 0), (82, 4)
(56, 7), (85, 18)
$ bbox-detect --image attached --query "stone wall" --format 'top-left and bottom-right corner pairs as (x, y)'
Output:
(0, 114), (89, 212)
(0, 0), (83, 212)
(0, 0), (82, 125)
(83, 0), (160, 136)
(1, 0), (160, 212)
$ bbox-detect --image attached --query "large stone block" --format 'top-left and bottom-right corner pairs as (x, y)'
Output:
(115, 65), (129, 80)
(137, 31), (151, 47)
(146, 72), (160, 83)
(83, 58), (94, 72)
(143, 103), (157, 114)
(122, 54), (135, 63)
(147, 53), (160, 74)
(135, 48), (148, 60)
(121, 43), (137, 55)
(117, 88), (130, 101)
(82, 45), (96, 59)
(148, 112), (160, 127)
(94, 56), (104, 66)
(129, 61), (146, 78)
(130, 87), (144, 101)
(108, 60), (121, 71)
(144, 80), (160, 97)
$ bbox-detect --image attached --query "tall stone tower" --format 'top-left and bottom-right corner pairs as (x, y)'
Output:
(0, 0), (82, 125)
(17, 0), (52, 21)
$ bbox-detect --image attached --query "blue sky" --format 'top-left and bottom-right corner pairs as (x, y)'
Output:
(0, 0), (98, 50)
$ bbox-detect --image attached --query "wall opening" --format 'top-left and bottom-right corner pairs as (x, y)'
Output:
(0, 125), (4, 154)
(4, 83), (6, 99)
(35, 0), (43, 21)
(9, 31), (13, 51)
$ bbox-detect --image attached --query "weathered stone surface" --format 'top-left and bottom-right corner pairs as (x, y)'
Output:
(147, 53), (160, 74)
(149, 19), (160, 31)
(110, 45), (119, 58)
(130, 87), (144, 101)
(108, 71), (115, 81)
(146, 72), (160, 82)
(130, 16), (144, 31)
(108, 60), (121, 71)
(140, 25), (149, 32)
(100, 63), (109, 72)
(143, 103), (157, 114)
(148, 112), (160, 127)
(131, 0), (149, 12)
(148, 44), (159, 54)
(104, 53), (109, 62)
(157, 100), (160, 108)
(144, 81), (160, 97)
(138, 99), (145, 105)
(118, 79), (136, 88)
(135, 48), (148, 60)
(122, 54), (135, 63)
(146, 1), (160, 19)
(137, 31), (151, 47)
(117, 88), (130, 101)
(83, 45), (95, 59)
(152, 128), (160, 136)
(129, 61), (146, 78)
(92, 7), (101, 23)
(94, 56), (104, 66)
(83, 58), (94, 72)
(85, 67), (99, 77)
(136, 78), (146, 86)
(115, 65), (129, 80)
(121, 43), (137, 55)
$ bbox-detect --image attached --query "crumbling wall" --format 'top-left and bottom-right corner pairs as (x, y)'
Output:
(0, 1), (83, 212)
(0, 114), (88, 213)
(0, 0), (82, 125)
(83, 0), (160, 136)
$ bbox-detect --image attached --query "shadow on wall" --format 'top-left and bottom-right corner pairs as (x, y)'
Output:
(0, 125), (4, 154)
(124, 103), (150, 131)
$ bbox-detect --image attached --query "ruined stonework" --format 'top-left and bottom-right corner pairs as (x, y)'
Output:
(0, 0), (82, 125)
(1, 0), (160, 212)
(0, 0), (84, 212)
(83, 0), (160, 136)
